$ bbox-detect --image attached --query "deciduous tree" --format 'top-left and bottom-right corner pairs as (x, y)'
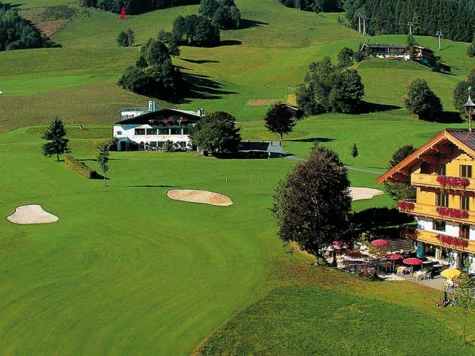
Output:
(42, 117), (71, 161)
(189, 111), (241, 154)
(452, 274), (475, 344)
(403, 77), (442, 121)
(272, 145), (352, 264)
(264, 102), (301, 146)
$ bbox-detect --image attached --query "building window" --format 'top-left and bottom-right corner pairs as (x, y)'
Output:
(436, 193), (449, 207)
(460, 165), (472, 178)
(171, 128), (182, 135)
(158, 128), (169, 135)
(461, 196), (470, 211)
(436, 164), (446, 175)
(116, 131), (122, 135)
(182, 128), (189, 135)
(147, 128), (158, 135)
(460, 224), (470, 239)
(135, 129), (145, 135)
(433, 219), (446, 231)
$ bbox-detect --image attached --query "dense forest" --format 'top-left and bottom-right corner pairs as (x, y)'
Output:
(343, 0), (475, 42)
(278, 0), (341, 12)
(0, 2), (51, 51)
(80, 0), (200, 15)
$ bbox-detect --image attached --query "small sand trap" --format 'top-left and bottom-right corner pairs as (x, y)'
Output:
(167, 190), (233, 206)
(350, 187), (384, 201)
(7, 205), (59, 225)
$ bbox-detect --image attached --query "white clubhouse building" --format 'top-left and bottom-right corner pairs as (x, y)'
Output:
(113, 101), (205, 151)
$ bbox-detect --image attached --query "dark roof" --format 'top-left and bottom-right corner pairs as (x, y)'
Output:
(446, 129), (475, 151)
(115, 108), (203, 125)
(363, 43), (406, 49)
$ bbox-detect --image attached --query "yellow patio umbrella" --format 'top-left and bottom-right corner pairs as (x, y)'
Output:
(440, 268), (461, 280)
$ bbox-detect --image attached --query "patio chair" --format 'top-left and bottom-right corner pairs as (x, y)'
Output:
(424, 272), (432, 280)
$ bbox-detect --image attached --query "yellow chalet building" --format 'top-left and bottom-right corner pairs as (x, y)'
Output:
(377, 129), (475, 273)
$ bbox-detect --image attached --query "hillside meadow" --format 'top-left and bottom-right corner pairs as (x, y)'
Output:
(1, 0), (475, 353)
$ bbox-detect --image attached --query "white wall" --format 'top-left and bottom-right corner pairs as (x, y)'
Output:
(416, 217), (459, 237)
(114, 124), (193, 146)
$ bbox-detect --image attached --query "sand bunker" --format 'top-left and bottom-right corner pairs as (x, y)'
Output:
(7, 205), (59, 224)
(167, 190), (233, 207)
(350, 187), (384, 201)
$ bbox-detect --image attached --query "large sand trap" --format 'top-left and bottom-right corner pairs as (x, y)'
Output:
(167, 190), (233, 206)
(7, 205), (59, 224)
(350, 187), (384, 201)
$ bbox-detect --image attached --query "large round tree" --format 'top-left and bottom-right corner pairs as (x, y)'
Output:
(189, 111), (241, 155)
(272, 145), (352, 263)
(403, 77), (442, 121)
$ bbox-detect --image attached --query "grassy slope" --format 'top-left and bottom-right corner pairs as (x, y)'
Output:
(1, 0), (475, 354)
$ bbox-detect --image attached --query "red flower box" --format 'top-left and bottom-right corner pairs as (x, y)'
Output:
(397, 201), (415, 211)
(436, 175), (470, 189)
(436, 234), (469, 248)
(436, 207), (469, 219)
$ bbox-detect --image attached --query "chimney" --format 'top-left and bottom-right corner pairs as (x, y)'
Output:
(148, 101), (158, 112)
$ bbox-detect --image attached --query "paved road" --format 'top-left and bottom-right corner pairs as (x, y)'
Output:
(284, 155), (382, 175)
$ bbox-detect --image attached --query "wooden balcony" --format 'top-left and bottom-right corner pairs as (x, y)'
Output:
(415, 229), (475, 254)
(411, 173), (474, 192)
(398, 200), (475, 225)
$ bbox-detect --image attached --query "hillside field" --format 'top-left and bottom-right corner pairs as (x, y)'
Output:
(0, 0), (475, 354)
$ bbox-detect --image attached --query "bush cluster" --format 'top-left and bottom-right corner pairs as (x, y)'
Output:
(0, 3), (52, 51)
(118, 39), (183, 98)
(65, 156), (97, 179)
(172, 15), (220, 47)
(199, 0), (240, 29)
(279, 0), (341, 13)
(296, 57), (365, 115)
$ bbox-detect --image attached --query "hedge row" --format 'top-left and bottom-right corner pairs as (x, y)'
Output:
(64, 156), (97, 179)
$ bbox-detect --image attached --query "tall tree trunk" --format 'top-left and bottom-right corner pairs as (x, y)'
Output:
(103, 174), (107, 187)
(56, 153), (59, 162)
(463, 311), (467, 344)
(279, 133), (283, 146)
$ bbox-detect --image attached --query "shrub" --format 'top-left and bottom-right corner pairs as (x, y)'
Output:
(64, 156), (97, 179)
(164, 140), (175, 152)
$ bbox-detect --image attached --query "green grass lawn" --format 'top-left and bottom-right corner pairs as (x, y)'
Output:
(2, 0), (475, 353)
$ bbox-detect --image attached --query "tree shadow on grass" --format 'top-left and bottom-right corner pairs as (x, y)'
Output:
(217, 40), (242, 47)
(91, 172), (110, 180)
(354, 101), (401, 114)
(181, 58), (220, 64)
(176, 73), (238, 103)
(435, 111), (464, 123)
(239, 19), (269, 29)
(290, 137), (335, 143)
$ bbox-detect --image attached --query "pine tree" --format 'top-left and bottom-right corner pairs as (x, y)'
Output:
(42, 117), (71, 161)
(351, 143), (358, 158)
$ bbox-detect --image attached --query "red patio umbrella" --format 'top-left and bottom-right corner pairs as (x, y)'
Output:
(403, 258), (423, 266)
(371, 239), (389, 246)
(388, 253), (404, 260)
(345, 251), (365, 259)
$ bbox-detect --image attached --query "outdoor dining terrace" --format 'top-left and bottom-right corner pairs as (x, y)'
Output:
(328, 239), (461, 287)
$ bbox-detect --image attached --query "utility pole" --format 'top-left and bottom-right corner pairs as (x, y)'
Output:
(407, 22), (414, 35)
(436, 31), (443, 50)
(362, 15), (368, 36)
